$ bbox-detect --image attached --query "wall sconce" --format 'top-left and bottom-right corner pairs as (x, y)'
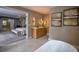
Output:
(39, 18), (43, 26)
(43, 20), (46, 26)
(32, 17), (36, 26)
(43, 19), (48, 27)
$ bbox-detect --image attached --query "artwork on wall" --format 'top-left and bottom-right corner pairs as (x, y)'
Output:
(63, 8), (79, 26)
(51, 12), (62, 27)
(63, 19), (78, 26)
(51, 8), (79, 27)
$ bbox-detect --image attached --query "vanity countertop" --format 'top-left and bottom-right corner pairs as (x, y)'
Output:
(32, 27), (46, 29)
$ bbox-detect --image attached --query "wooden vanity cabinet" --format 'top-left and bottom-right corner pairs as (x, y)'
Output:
(32, 27), (47, 39)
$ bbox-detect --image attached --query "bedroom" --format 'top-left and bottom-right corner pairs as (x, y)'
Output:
(0, 7), (26, 46)
(0, 6), (79, 52)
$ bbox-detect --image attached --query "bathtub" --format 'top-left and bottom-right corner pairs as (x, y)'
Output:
(35, 39), (77, 52)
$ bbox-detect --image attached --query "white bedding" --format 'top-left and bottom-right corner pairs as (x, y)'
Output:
(35, 39), (77, 52)
(11, 27), (26, 35)
(0, 32), (16, 41)
(0, 32), (25, 46)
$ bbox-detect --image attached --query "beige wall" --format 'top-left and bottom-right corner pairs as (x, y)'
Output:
(49, 6), (79, 45)
(28, 11), (43, 37)
(42, 14), (49, 34)
(42, 14), (49, 27)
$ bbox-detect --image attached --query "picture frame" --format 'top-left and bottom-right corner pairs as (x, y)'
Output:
(63, 18), (78, 26)
(51, 20), (62, 27)
(63, 8), (78, 26)
(51, 12), (62, 27)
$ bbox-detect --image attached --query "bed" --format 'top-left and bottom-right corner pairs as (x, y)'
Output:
(35, 39), (77, 52)
(11, 27), (26, 35)
(0, 28), (26, 46)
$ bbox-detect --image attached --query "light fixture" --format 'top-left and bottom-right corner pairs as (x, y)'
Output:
(32, 17), (36, 26)
(43, 19), (48, 27)
(39, 18), (43, 26)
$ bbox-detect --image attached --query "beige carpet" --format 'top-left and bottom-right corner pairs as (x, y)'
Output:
(0, 36), (48, 52)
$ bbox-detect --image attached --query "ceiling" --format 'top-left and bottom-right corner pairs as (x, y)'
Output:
(0, 7), (26, 18)
(22, 6), (53, 14)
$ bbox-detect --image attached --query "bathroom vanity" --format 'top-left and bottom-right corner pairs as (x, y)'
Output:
(32, 27), (47, 39)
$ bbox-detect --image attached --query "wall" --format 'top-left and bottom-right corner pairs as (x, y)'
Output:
(0, 18), (18, 31)
(9, 6), (44, 37)
(28, 11), (44, 37)
(49, 6), (79, 45)
(8, 19), (14, 29)
(42, 14), (49, 27)
(42, 14), (49, 35)
(0, 19), (3, 31)
(0, 7), (26, 32)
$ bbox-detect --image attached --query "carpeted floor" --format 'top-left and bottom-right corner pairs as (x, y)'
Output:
(0, 36), (48, 52)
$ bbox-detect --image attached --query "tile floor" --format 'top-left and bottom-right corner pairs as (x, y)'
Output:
(0, 36), (48, 52)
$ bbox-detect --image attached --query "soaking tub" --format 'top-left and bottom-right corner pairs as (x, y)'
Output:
(35, 39), (77, 52)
